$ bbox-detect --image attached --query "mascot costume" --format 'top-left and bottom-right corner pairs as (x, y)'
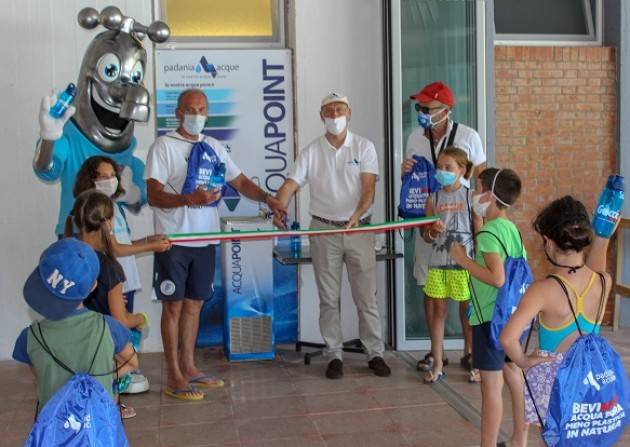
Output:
(33, 6), (170, 236)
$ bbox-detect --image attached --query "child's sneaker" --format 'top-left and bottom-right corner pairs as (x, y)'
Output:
(121, 371), (150, 394)
(468, 368), (481, 383)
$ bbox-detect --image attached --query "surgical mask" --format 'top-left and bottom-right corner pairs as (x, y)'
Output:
(324, 117), (347, 135)
(417, 110), (448, 129)
(472, 194), (491, 217)
(434, 169), (458, 187)
(183, 114), (207, 135)
(94, 177), (118, 197)
(543, 239), (584, 274)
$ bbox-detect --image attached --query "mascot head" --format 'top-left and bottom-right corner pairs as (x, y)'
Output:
(74, 7), (169, 153)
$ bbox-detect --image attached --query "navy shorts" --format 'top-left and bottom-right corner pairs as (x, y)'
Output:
(153, 245), (216, 301)
(472, 322), (512, 371)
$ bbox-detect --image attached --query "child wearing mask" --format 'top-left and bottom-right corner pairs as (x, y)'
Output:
(73, 156), (170, 314)
(450, 168), (528, 447)
(421, 147), (482, 384)
(500, 196), (612, 436)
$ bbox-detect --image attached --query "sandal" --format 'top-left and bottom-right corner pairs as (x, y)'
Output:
(163, 387), (205, 401)
(460, 353), (473, 372)
(416, 352), (449, 371)
(119, 403), (136, 419)
(423, 370), (446, 384)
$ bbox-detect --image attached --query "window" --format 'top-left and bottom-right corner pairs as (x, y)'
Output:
(495, 0), (601, 45)
(158, 0), (283, 46)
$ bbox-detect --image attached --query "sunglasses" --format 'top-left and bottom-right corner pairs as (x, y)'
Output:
(414, 103), (446, 114)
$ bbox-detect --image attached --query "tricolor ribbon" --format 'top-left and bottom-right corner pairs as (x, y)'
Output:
(167, 216), (438, 243)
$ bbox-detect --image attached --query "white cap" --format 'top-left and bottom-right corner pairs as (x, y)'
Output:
(321, 92), (350, 108)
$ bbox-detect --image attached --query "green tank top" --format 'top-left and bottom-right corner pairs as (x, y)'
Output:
(27, 311), (116, 407)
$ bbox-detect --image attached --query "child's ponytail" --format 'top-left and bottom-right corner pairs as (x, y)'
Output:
(71, 190), (116, 261)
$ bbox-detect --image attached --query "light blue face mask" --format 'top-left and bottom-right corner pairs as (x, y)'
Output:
(434, 169), (458, 187)
(416, 108), (448, 129)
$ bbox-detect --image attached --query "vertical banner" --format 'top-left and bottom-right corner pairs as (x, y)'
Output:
(155, 49), (297, 346)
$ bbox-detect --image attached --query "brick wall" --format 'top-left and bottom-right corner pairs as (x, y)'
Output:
(494, 46), (617, 323)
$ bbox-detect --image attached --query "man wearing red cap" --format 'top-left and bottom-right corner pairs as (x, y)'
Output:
(402, 81), (486, 376)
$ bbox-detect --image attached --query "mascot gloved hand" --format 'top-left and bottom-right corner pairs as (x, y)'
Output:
(39, 93), (76, 141)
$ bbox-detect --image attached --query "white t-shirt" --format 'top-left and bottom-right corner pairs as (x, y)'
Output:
(112, 204), (141, 293)
(144, 132), (241, 247)
(289, 130), (379, 221)
(405, 120), (486, 284)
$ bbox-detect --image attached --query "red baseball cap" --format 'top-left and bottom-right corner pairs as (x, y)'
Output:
(410, 81), (455, 107)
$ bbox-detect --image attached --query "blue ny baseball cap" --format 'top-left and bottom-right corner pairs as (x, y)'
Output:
(23, 238), (100, 320)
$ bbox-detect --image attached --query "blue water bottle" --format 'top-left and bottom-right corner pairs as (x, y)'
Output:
(593, 174), (625, 238)
(290, 221), (301, 257)
(208, 162), (226, 190)
(50, 83), (76, 118)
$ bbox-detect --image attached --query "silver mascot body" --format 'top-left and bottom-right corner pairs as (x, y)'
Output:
(33, 6), (169, 235)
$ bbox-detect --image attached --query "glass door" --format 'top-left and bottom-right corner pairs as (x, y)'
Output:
(390, 0), (485, 350)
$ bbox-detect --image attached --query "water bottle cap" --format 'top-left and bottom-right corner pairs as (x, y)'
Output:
(291, 221), (300, 230)
(607, 174), (625, 192)
(66, 83), (77, 96)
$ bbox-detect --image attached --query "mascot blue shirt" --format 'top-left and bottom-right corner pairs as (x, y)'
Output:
(34, 120), (146, 235)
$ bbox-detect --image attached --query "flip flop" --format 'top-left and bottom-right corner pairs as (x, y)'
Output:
(423, 370), (446, 384)
(188, 374), (225, 389)
(163, 387), (205, 401)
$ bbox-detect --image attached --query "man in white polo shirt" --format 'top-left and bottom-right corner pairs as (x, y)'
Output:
(145, 89), (285, 401)
(401, 81), (486, 374)
(274, 93), (390, 379)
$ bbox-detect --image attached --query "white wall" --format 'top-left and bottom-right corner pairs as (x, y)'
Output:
(0, 0), (388, 359)
(291, 0), (388, 344)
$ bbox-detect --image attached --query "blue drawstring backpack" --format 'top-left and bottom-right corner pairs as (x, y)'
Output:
(527, 273), (630, 447)
(181, 139), (223, 207)
(398, 155), (440, 218)
(470, 230), (532, 349)
(25, 317), (129, 447)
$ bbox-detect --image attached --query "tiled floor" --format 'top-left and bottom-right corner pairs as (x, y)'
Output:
(1, 328), (629, 446)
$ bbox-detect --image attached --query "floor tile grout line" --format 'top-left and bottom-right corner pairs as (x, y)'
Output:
(396, 351), (511, 442)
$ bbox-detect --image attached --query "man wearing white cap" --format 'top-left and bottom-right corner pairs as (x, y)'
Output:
(273, 93), (390, 379)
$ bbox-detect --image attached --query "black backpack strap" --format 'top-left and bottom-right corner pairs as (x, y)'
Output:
(428, 122), (458, 166)
(594, 272), (607, 331)
(29, 323), (76, 376)
(447, 122), (458, 146)
(476, 230), (509, 257)
(548, 274), (583, 336)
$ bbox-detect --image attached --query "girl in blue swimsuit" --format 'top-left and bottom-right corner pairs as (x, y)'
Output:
(500, 196), (613, 429)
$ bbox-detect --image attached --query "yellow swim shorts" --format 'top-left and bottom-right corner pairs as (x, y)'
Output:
(423, 268), (471, 301)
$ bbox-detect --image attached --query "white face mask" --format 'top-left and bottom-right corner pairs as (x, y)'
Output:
(472, 193), (491, 217)
(324, 116), (347, 135)
(182, 114), (207, 135)
(94, 177), (118, 198)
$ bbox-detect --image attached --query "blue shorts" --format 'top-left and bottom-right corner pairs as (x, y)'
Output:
(472, 322), (512, 371)
(153, 245), (216, 301)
